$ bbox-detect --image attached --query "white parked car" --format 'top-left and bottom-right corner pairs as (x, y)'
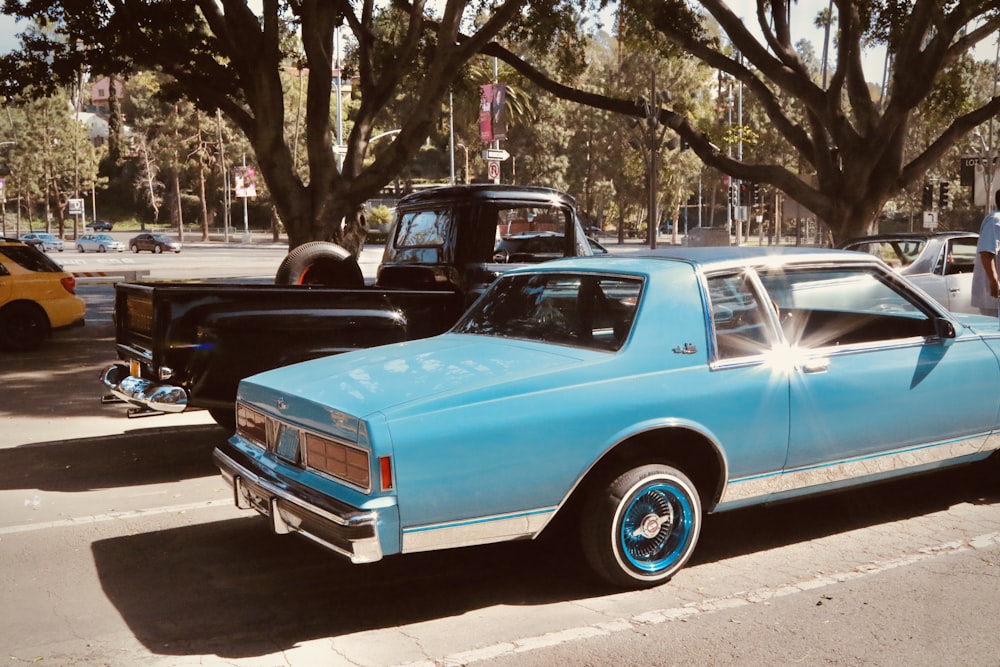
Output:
(839, 232), (978, 314)
(18, 232), (64, 252)
(76, 233), (125, 253)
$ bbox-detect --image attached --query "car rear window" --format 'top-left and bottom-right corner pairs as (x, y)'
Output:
(0, 245), (66, 273)
(455, 272), (643, 351)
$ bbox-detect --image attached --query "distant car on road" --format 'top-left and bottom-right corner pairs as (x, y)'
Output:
(839, 232), (978, 313)
(88, 220), (113, 231)
(18, 232), (64, 253)
(0, 237), (85, 351)
(76, 233), (125, 253)
(128, 232), (182, 254)
(215, 248), (1000, 589)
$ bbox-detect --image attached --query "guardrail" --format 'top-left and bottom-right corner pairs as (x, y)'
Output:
(73, 269), (151, 284)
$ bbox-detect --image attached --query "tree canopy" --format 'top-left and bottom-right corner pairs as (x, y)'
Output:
(0, 0), (589, 251)
(491, 0), (1000, 241)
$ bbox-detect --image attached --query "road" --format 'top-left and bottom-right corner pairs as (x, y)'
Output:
(1, 244), (999, 666)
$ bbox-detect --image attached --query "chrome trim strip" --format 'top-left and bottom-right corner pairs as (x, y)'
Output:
(721, 432), (997, 505)
(401, 507), (556, 553)
(214, 448), (383, 563)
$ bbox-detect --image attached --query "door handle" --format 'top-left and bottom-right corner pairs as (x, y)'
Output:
(801, 358), (830, 374)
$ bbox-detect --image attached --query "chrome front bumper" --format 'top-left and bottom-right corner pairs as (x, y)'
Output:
(100, 362), (188, 413)
(213, 444), (383, 564)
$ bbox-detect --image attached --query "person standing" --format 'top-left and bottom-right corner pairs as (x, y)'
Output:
(972, 189), (1000, 317)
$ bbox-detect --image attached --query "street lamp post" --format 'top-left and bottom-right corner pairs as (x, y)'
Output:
(628, 71), (672, 250)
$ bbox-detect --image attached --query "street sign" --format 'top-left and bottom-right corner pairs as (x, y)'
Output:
(482, 148), (510, 161)
(922, 210), (938, 229)
(487, 160), (501, 182)
(68, 198), (84, 215)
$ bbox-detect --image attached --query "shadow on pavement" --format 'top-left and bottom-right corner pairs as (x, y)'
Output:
(91, 456), (1000, 660)
(0, 425), (227, 492)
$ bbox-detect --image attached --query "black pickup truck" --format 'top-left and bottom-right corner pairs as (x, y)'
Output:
(101, 185), (594, 428)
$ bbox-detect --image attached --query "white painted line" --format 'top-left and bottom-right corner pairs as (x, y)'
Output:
(0, 499), (231, 535)
(399, 532), (1000, 667)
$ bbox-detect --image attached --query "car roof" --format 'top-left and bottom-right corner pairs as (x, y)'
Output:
(521, 246), (878, 276)
(396, 184), (577, 210)
(838, 231), (976, 247)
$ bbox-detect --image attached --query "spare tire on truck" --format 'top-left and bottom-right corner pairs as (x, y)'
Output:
(275, 241), (365, 287)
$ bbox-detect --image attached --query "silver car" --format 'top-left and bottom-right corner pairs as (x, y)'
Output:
(76, 233), (125, 253)
(18, 232), (65, 253)
(839, 232), (978, 313)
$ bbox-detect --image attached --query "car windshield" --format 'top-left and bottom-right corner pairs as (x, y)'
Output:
(454, 272), (643, 351)
(0, 245), (65, 272)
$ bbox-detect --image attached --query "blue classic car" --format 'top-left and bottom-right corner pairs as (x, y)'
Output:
(214, 247), (1000, 588)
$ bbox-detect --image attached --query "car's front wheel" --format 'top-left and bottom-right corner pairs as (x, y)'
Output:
(98, 245), (107, 253)
(153, 245), (162, 254)
(581, 463), (702, 589)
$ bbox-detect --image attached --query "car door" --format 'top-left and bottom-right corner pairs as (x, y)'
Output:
(758, 265), (1000, 486)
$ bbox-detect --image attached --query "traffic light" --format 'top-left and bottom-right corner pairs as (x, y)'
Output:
(752, 182), (761, 207)
(736, 182), (748, 206)
(922, 183), (934, 210)
(939, 180), (950, 209)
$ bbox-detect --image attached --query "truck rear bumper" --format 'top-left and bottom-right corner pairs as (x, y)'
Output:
(100, 362), (189, 413)
(213, 443), (383, 564)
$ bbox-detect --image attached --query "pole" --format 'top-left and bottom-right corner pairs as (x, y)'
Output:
(648, 70), (657, 250)
(449, 91), (456, 185)
(242, 153), (250, 243)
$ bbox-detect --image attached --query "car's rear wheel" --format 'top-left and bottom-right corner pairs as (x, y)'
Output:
(581, 463), (702, 589)
(274, 242), (364, 287)
(0, 302), (50, 352)
(76, 245), (85, 253)
(131, 244), (139, 253)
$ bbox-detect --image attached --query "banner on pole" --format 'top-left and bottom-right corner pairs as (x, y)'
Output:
(234, 167), (257, 198)
(479, 84), (508, 142)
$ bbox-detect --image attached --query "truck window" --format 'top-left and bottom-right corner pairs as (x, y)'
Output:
(394, 209), (453, 263)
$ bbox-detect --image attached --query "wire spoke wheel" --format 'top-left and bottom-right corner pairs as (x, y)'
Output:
(582, 464), (702, 588)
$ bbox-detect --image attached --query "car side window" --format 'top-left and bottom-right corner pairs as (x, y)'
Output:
(707, 273), (775, 360)
(943, 238), (977, 275)
(758, 267), (936, 348)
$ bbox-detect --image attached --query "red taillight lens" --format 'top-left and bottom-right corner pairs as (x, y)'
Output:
(61, 276), (77, 294)
(379, 456), (394, 491)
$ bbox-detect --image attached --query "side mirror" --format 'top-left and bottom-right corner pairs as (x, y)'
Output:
(934, 317), (956, 339)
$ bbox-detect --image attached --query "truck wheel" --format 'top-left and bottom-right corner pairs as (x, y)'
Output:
(0, 302), (50, 352)
(208, 407), (236, 432)
(581, 463), (702, 589)
(275, 242), (364, 287)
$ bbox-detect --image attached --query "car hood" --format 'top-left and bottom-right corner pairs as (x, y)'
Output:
(239, 334), (595, 420)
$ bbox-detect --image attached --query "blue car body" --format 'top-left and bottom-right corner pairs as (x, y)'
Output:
(215, 247), (1000, 588)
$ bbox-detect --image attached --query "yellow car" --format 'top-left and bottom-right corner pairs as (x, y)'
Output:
(0, 237), (86, 351)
